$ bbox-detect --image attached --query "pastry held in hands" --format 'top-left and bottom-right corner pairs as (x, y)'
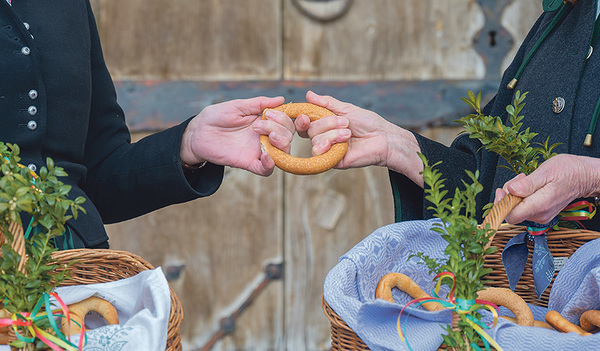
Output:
(260, 102), (348, 175)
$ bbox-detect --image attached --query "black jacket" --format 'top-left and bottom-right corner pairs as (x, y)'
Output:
(1, 0), (224, 247)
(391, 1), (600, 230)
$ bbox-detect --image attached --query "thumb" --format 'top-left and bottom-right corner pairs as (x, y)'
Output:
(493, 187), (507, 204)
(505, 173), (539, 197)
(306, 90), (345, 115)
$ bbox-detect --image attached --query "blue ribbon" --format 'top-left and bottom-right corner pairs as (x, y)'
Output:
(501, 219), (557, 300)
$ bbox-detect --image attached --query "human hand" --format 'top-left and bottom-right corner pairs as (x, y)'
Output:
(180, 96), (295, 176)
(294, 91), (424, 184)
(494, 154), (600, 224)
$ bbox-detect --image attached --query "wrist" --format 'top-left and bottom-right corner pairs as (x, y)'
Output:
(386, 125), (424, 187)
(180, 121), (207, 171)
(585, 156), (600, 198)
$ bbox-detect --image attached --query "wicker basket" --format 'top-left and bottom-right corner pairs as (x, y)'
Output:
(52, 249), (184, 351)
(0, 222), (183, 351)
(322, 194), (600, 350)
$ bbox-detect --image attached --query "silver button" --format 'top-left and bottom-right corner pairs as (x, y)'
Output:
(27, 120), (37, 130)
(552, 97), (565, 114)
(27, 164), (36, 172)
(28, 89), (38, 100)
(27, 106), (37, 116)
(21, 46), (30, 55)
(23, 22), (29, 30)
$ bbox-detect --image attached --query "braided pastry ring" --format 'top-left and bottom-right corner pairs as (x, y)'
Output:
(260, 102), (348, 175)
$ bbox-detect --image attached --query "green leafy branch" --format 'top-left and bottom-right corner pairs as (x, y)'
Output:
(416, 153), (497, 350)
(455, 90), (560, 176)
(0, 142), (86, 349)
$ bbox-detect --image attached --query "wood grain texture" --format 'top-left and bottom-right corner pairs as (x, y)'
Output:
(90, 0), (542, 82)
(91, 0), (281, 80)
(282, 137), (394, 350)
(283, 0), (486, 80)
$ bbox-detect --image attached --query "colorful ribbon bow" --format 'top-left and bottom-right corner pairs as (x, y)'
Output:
(0, 292), (85, 351)
(559, 200), (597, 224)
(397, 272), (502, 351)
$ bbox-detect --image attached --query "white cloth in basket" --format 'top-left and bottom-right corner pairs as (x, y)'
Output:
(323, 218), (600, 350)
(56, 267), (172, 351)
(0, 267), (171, 351)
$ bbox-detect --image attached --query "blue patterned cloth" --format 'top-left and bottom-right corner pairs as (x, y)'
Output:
(502, 218), (559, 301)
(324, 219), (600, 350)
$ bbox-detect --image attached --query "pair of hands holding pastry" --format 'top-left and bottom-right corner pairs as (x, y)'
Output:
(180, 90), (423, 179)
(181, 90), (600, 226)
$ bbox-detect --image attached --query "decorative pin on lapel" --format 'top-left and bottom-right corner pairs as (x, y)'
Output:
(552, 97), (565, 114)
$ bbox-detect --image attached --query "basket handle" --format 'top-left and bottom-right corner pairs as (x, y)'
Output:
(480, 193), (522, 249)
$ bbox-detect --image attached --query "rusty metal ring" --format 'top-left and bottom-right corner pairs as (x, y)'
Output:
(291, 0), (354, 22)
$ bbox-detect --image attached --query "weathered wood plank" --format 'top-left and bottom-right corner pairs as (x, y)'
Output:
(283, 0), (486, 80)
(91, 0), (281, 80)
(282, 137), (395, 350)
(89, 0), (543, 83)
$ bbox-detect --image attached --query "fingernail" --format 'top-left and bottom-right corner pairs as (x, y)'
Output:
(253, 121), (264, 129)
(507, 182), (523, 194)
(271, 132), (281, 142)
(337, 117), (348, 127)
(339, 129), (351, 137)
(265, 110), (276, 119)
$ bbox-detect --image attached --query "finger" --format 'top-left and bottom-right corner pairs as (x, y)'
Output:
(268, 131), (291, 153)
(263, 109), (295, 134)
(502, 173), (526, 192)
(252, 112), (295, 142)
(504, 196), (558, 225)
(295, 115), (311, 138)
(311, 129), (352, 155)
(239, 96), (285, 116)
(494, 188), (507, 204)
(505, 173), (539, 198)
(252, 151), (275, 177)
(261, 151), (275, 175)
(306, 90), (348, 114)
(303, 115), (349, 140)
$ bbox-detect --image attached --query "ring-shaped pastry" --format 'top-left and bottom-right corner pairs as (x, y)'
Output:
(260, 102), (348, 175)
